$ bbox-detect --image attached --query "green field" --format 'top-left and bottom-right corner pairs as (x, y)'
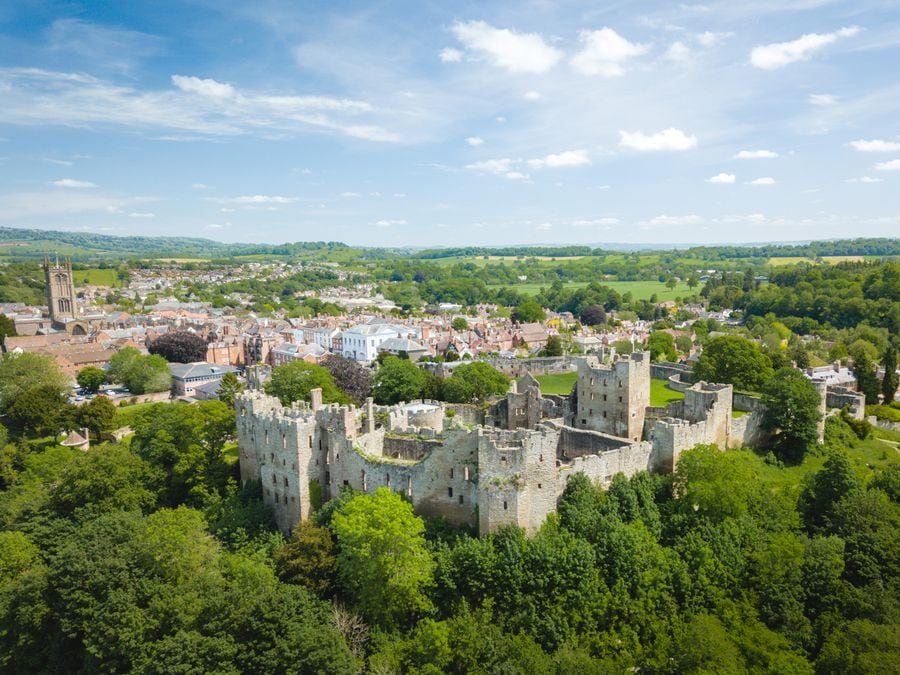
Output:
(488, 279), (694, 302)
(76, 268), (121, 287)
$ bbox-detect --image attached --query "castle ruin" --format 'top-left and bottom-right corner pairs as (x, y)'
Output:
(235, 352), (815, 535)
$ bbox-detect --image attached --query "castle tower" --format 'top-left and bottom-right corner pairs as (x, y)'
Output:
(43, 256), (78, 323)
(575, 351), (651, 441)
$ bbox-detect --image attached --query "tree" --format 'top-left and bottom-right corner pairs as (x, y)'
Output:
(852, 352), (880, 404)
(148, 331), (208, 363)
(107, 347), (171, 394)
(451, 317), (468, 331)
(0, 313), (16, 345)
(330, 487), (435, 626)
(579, 304), (606, 326)
(693, 335), (773, 391)
(264, 361), (348, 406)
(216, 371), (244, 408)
(74, 395), (117, 438)
(674, 444), (757, 522)
(273, 520), (337, 596)
(676, 334), (693, 355)
(542, 335), (563, 357)
(512, 300), (545, 324)
(50, 444), (160, 516)
(666, 277), (678, 290)
(76, 366), (107, 393)
(440, 361), (509, 403)
(0, 352), (68, 416)
(881, 344), (898, 403)
(323, 354), (373, 405)
(647, 331), (677, 362)
(761, 367), (822, 464)
(7, 384), (71, 436)
(372, 356), (426, 405)
(798, 450), (861, 533)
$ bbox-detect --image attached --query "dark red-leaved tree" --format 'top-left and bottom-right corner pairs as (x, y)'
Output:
(323, 354), (373, 404)
(148, 331), (208, 363)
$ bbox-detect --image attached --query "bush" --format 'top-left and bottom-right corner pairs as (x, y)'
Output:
(866, 404), (900, 423)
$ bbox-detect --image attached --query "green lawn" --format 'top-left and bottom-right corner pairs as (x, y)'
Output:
(536, 372), (577, 395)
(651, 378), (685, 407)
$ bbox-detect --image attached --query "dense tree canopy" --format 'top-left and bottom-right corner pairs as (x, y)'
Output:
(323, 354), (373, 405)
(76, 366), (106, 393)
(440, 361), (510, 403)
(372, 356), (427, 405)
(264, 361), (349, 406)
(107, 347), (171, 394)
(693, 335), (773, 391)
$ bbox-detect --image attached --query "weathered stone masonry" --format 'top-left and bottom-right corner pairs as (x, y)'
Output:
(237, 352), (782, 535)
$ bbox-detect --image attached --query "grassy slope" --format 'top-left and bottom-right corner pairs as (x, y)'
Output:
(488, 280), (695, 301)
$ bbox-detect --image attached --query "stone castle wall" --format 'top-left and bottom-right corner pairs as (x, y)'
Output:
(575, 352), (651, 441)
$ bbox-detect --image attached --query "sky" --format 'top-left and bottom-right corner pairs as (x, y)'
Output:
(0, 1), (899, 247)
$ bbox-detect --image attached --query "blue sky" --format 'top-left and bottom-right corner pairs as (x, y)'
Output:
(0, 1), (898, 247)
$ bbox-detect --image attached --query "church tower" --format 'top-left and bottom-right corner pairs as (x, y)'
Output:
(44, 256), (78, 323)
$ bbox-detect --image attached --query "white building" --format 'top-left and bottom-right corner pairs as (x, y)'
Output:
(341, 324), (401, 363)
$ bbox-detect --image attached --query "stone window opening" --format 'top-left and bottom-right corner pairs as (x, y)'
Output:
(464, 466), (469, 480)
(590, 377), (594, 386)
(581, 419), (586, 425)
(603, 394), (607, 401)
(458, 495), (464, 505)
(538, 483), (542, 489)
(503, 500), (508, 510)
(309, 437), (313, 448)
(282, 459), (285, 466)
(406, 476), (412, 498)
(282, 434), (286, 449)
(343, 479), (349, 486)
(385, 473), (391, 487)
(362, 470), (367, 492)
(539, 453), (543, 462)
(283, 477), (288, 487)
(618, 396), (623, 403)
(265, 430), (269, 444)
(590, 392), (595, 401)
(448, 487), (453, 498)
(325, 471), (330, 482)
(618, 381), (623, 388)
(449, 468), (454, 480)
(272, 475), (277, 484)
(269, 452), (274, 462)
(589, 408), (593, 416)
(240, 407), (246, 417)
(292, 463), (296, 470)
(603, 411), (607, 418)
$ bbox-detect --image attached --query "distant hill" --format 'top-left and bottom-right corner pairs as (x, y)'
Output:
(0, 227), (351, 261)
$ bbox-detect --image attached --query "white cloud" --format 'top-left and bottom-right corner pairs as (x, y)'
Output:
(466, 136), (484, 146)
(171, 75), (237, 99)
(875, 159), (900, 171)
(465, 158), (515, 175)
(808, 93), (837, 106)
(734, 149), (779, 159)
(52, 178), (97, 188)
(750, 26), (860, 70)
(191, 183), (209, 189)
(619, 127), (697, 151)
(573, 217), (619, 227)
(850, 139), (900, 152)
(439, 47), (463, 63)
(664, 41), (691, 61)
(451, 20), (562, 73)
(570, 28), (649, 77)
(846, 176), (883, 183)
(340, 191), (361, 198)
(206, 222), (229, 229)
(535, 222), (553, 230)
(527, 149), (590, 169)
(707, 173), (736, 183)
(642, 214), (703, 227)
(695, 31), (732, 47)
(503, 171), (530, 181)
(44, 158), (73, 166)
(524, 90), (541, 101)
(0, 68), (398, 143)
(128, 211), (155, 218)
(495, 116), (506, 123)
(375, 219), (407, 227)
(222, 195), (298, 204)
(751, 177), (776, 185)
(0, 191), (132, 217)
